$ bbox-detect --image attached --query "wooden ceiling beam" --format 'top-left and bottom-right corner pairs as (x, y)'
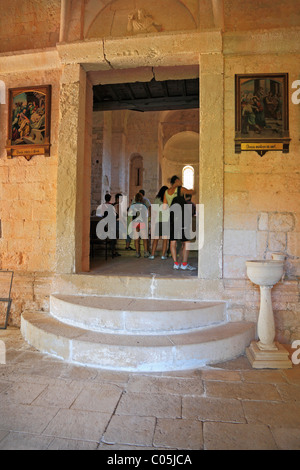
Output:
(93, 95), (199, 112)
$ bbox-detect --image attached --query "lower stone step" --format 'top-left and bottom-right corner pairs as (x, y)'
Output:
(50, 294), (226, 333)
(21, 311), (255, 372)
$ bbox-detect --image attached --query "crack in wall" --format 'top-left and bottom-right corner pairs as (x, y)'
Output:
(102, 39), (114, 69)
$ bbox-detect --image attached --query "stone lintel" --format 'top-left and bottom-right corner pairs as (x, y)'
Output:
(57, 31), (222, 70)
(0, 49), (60, 74)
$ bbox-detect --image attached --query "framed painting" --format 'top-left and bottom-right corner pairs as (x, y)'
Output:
(235, 74), (290, 156)
(6, 85), (51, 160)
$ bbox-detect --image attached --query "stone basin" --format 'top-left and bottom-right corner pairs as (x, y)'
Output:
(246, 260), (284, 287)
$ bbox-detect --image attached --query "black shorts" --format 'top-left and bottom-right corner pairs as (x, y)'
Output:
(153, 222), (169, 238)
(169, 214), (192, 242)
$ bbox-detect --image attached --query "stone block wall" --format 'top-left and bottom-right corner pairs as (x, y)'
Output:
(223, 169), (300, 279)
(224, 277), (300, 344)
(0, 0), (60, 54)
(223, 51), (300, 281)
(0, 68), (61, 274)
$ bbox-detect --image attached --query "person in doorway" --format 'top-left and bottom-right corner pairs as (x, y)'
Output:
(128, 192), (150, 258)
(96, 193), (120, 258)
(138, 189), (151, 253)
(114, 193), (134, 251)
(163, 175), (196, 271)
(96, 193), (113, 217)
(149, 185), (169, 260)
(139, 189), (151, 210)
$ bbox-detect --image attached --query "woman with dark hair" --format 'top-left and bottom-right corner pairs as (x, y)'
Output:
(128, 192), (150, 258)
(163, 175), (196, 271)
(149, 185), (169, 260)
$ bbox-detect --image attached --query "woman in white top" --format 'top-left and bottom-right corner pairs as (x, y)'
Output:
(128, 192), (150, 258)
(163, 175), (196, 271)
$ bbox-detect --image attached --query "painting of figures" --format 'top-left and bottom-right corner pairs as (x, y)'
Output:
(235, 74), (289, 155)
(6, 85), (51, 159)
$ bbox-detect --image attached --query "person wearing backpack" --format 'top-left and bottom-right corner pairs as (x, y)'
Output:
(163, 175), (196, 271)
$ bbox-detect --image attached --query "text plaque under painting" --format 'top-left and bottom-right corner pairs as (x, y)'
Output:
(241, 142), (283, 151)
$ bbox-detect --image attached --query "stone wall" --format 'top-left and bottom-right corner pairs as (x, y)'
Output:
(223, 50), (300, 281)
(0, 0), (60, 53)
(0, 68), (61, 274)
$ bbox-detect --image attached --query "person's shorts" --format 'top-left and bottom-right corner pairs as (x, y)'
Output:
(132, 221), (146, 232)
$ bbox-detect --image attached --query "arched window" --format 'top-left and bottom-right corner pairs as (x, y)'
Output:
(182, 165), (194, 190)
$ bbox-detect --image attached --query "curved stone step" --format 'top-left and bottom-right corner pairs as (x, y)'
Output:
(50, 294), (226, 333)
(21, 311), (255, 372)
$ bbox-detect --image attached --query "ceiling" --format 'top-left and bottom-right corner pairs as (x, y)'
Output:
(93, 78), (199, 112)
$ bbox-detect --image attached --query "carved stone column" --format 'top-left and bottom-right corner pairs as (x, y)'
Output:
(59, 0), (71, 42)
(56, 64), (92, 273)
(198, 53), (224, 279)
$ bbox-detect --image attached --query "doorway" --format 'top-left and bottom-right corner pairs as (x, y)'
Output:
(89, 71), (199, 277)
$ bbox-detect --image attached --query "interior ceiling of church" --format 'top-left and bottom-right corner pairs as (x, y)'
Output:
(93, 78), (199, 112)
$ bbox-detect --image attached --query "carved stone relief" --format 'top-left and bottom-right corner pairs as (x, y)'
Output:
(85, 0), (197, 39)
(127, 9), (162, 35)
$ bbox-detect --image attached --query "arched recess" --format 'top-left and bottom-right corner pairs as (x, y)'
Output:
(129, 153), (144, 204)
(161, 131), (199, 202)
(85, 0), (197, 39)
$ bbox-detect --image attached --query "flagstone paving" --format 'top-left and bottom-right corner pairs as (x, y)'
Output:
(0, 327), (300, 450)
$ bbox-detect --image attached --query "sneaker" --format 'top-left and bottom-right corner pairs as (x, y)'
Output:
(144, 251), (150, 258)
(136, 252), (141, 258)
(173, 263), (180, 270)
(180, 263), (196, 271)
(161, 255), (168, 260)
(148, 255), (155, 260)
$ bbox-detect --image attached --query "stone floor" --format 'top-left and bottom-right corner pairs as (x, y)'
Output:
(0, 327), (300, 450)
(89, 244), (199, 277)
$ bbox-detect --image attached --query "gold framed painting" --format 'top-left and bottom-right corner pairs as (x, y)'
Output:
(6, 85), (51, 160)
(235, 74), (290, 156)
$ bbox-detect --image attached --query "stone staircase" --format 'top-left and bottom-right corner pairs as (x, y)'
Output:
(21, 280), (255, 372)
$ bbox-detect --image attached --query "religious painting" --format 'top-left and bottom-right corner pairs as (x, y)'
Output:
(235, 74), (290, 156)
(6, 85), (51, 160)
